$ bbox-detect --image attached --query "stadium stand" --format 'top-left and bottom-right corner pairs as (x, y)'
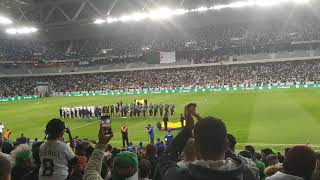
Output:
(0, 59), (319, 98)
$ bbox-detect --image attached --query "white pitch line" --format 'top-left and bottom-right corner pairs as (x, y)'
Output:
(70, 121), (98, 130)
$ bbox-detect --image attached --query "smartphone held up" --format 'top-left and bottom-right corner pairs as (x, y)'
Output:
(100, 115), (112, 135)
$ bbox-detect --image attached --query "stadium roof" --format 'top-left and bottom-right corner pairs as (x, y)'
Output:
(0, 0), (318, 40)
(1, 0), (230, 29)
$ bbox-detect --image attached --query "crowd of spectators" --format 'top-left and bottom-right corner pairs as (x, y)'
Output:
(1, 59), (319, 98)
(0, 16), (320, 62)
(1, 103), (320, 180)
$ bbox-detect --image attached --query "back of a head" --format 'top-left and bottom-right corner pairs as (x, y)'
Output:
(283, 145), (316, 180)
(45, 119), (65, 140)
(112, 151), (138, 180)
(139, 159), (152, 179)
(11, 144), (32, 167)
(0, 156), (11, 180)
(266, 154), (279, 166)
(194, 117), (227, 159)
(32, 141), (43, 166)
(245, 145), (256, 160)
(239, 150), (253, 159)
(227, 134), (237, 152)
(146, 144), (156, 157)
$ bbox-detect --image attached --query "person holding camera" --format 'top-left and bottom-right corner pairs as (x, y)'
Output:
(146, 124), (155, 144)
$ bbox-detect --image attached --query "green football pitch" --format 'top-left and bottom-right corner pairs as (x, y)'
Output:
(1, 89), (320, 150)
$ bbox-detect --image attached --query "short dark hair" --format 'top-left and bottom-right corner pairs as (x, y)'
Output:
(139, 159), (152, 178)
(0, 156), (11, 180)
(239, 150), (252, 159)
(32, 141), (43, 166)
(45, 119), (66, 140)
(227, 134), (236, 152)
(194, 117), (227, 157)
(245, 145), (256, 160)
(283, 145), (316, 180)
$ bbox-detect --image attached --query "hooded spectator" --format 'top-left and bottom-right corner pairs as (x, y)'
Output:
(155, 104), (259, 180)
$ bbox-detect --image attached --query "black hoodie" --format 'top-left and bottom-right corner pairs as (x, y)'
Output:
(154, 128), (259, 180)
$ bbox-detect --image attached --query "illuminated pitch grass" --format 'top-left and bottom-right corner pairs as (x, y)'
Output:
(0, 89), (320, 151)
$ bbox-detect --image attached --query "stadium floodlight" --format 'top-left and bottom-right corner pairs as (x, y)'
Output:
(5, 26), (38, 35)
(0, 16), (13, 25)
(94, 19), (106, 24)
(149, 7), (173, 20)
(195, 7), (209, 12)
(107, 17), (118, 23)
(94, 0), (311, 25)
(6, 28), (16, 34)
(172, 9), (189, 15)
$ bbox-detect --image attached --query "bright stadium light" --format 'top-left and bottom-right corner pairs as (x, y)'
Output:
(94, 18), (106, 24)
(5, 27), (38, 35)
(94, 0), (311, 24)
(107, 17), (118, 23)
(0, 16), (13, 25)
(6, 28), (16, 34)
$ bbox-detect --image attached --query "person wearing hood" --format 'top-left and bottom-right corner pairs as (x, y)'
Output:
(266, 145), (316, 180)
(154, 103), (259, 180)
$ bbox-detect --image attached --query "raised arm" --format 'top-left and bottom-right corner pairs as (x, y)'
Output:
(85, 125), (113, 180)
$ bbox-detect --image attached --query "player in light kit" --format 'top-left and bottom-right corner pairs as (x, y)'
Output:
(39, 119), (74, 180)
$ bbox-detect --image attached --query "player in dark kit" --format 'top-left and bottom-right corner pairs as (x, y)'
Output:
(153, 104), (158, 116)
(110, 105), (115, 117)
(165, 104), (169, 115)
(163, 113), (169, 131)
(74, 108), (78, 118)
(149, 104), (153, 116)
(170, 104), (175, 116)
(143, 104), (147, 117)
(115, 105), (119, 116)
(159, 103), (164, 117)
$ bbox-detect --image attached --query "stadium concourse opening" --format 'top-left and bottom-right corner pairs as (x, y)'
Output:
(1, 0), (320, 180)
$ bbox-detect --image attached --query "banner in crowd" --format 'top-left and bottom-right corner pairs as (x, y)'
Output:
(144, 51), (176, 64)
(0, 95), (38, 102)
(160, 52), (176, 64)
(1, 84), (319, 102)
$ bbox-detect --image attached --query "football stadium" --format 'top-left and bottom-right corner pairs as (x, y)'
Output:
(0, 0), (320, 180)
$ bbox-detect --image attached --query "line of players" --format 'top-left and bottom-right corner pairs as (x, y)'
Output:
(59, 102), (176, 119)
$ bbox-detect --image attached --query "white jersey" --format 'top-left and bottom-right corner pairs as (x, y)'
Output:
(39, 140), (74, 180)
(0, 124), (4, 133)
